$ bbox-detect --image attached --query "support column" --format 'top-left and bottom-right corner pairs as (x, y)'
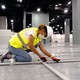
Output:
(23, 10), (26, 29)
(72, 0), (80, 44)
(0, 16), (7, 29)
(64, 19), (70, 43)
(32, 13), (50, 44)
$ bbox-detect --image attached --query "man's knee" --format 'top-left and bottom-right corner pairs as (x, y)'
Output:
(27, 57), (32, 62)
(15, 56), (32, 62)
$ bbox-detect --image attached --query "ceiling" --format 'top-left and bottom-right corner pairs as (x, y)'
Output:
(0, 0), (72, 33)
(0, 0), (72, 15)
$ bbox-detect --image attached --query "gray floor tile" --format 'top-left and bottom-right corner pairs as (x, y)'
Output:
(49, 62), (80, 80)
(0, 64), (61, 80)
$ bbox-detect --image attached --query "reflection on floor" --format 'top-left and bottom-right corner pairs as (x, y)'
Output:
(0, 40), (80, 80)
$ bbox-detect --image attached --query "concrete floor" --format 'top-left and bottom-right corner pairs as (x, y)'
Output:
(0, 40), (80, 80)
(0, 64), (61, 80)
(49, 62), (80, 80)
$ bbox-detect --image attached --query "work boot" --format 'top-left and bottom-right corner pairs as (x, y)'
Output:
(0, 51), (12, 62)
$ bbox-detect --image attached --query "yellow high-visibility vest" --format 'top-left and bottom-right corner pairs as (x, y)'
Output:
(9, 28), (40, 50)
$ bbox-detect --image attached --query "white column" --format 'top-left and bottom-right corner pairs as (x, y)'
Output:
(23, 10), (26, 29)
(64, 19), (70, 43)
(72, 0), (80, 44)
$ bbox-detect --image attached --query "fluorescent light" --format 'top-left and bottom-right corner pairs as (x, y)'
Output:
(53, 26), (54, 28)
(51, 19), (53, 21)
(57, 25), (60, 27)
(50, 5), (52, 7)
(29, 24), (31, 26)
(55, 5), (58, 7)
(64, 8), (68, 13)
(37, 8), (41, 12)
(55, 28), (58, 30)
(52, 18), (55, 20)
(60, 27), (63, 29)
(51, 18), (55, 21)
(55, 6), (59, 10)
(68, 1), (71, 5)
(11, 23), (13, 25)
(58, 3), (62, 6)
(20, 0), (22, 2)
(1, 5), (6, 9)
(11, 20), (14, 23)
(57, 15), (60, 18)
(17, 0), (22, 2)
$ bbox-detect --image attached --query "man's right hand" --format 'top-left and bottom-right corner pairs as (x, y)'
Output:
(52, 56), (60, 62)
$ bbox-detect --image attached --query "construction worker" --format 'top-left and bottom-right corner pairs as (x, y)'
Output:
(0, 24), (60, 62)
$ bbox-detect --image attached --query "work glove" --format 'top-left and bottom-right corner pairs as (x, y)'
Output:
(40, 56), (47, 62)
(51, 56), (60, 62)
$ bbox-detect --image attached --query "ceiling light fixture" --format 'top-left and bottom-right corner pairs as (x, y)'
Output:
(11, 20), (14, 23)
(68, 1), (71, 5)
(17, 0), (22, 2)
(37, 8), (41, 12)
(64, 8), (68, 13)
(55, 5), (58, 7)
(1, 5), (6, 9)
(52, 18), (55, 20)
(55, 6), (59, 10)
(29, 24), (31, 26)
(60, 27), (63, 29)
(53, 26), (54, 28)
(58, 3), (62, 6)
(57, 15), (60, 18)
(57, 25), (60, 27)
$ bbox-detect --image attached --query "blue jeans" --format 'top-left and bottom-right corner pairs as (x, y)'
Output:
(8, 44), (32, 62)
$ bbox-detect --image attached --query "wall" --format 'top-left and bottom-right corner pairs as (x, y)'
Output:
(32, 13), (49, 27)
(0, 30), (11, 44)
(0, 16), (7, 29)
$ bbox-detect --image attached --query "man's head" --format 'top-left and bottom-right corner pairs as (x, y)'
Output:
(37, 24), (53, 39)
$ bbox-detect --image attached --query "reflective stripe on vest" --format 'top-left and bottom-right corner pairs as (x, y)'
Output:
(17, 33), (28, 49)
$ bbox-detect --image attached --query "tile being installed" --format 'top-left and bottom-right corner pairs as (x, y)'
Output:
(49, 62), (80, 80)
(0, 64), (61, 80)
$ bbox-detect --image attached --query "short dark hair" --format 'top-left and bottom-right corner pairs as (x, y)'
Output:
(38, 24), (47, 37)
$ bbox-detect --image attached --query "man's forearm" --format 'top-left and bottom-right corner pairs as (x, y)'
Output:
(40, 46), (53, 58)
(29, 46), (42, 58)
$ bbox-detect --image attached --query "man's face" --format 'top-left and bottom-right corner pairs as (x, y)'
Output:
(38, 29), (47, 39)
